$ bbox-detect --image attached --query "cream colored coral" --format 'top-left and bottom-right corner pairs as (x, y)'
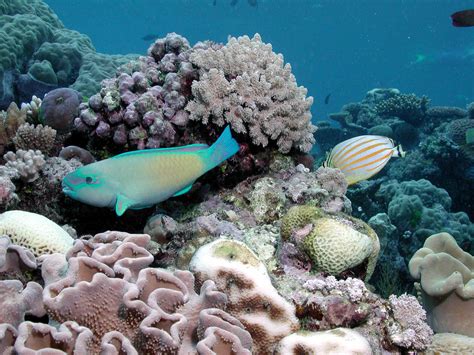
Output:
(426, 333), (474, 354)
(303, 218), (374, 276)
(408, 232), (474, 336)
(409, 232), (474, 299)
(276, 328), (372, 355)
(0, 211), (73, 257)
(189, 238), (299, 353)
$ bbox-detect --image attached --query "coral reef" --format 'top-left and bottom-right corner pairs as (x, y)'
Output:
(409, 232), (474, 337)
(0, 0), (136, 109)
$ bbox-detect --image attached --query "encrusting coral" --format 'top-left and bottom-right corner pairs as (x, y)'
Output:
(187, 33), (316, 153)
(276, 328), (372, 355)
(189, 238), (300, 354)
(409, 232), (474, 337)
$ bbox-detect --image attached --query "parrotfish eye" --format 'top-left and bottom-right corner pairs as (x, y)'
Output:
(85, 176), (93, 184)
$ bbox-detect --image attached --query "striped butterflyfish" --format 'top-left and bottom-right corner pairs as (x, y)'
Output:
(323, 135), (406, 185)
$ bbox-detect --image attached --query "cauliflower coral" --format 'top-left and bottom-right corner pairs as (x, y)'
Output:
(186, 34), (315, 153)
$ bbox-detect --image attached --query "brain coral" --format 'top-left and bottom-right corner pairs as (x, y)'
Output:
(186, 33), (315, 153)
(409, 232), (474, 337)
(0, 210), (74, 257)
(281, 205), (380, 281)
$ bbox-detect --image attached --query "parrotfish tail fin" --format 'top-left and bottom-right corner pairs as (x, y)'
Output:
(203, 125), (240, 171)
(393, 144), (406, 158)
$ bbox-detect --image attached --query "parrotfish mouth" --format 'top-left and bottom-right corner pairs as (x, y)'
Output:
(62, 180), (76, 198)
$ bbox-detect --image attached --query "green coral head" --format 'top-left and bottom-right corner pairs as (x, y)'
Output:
(212, 239), (260, 267)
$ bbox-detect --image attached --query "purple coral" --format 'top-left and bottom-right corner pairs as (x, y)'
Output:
(74, 33), (197, 150)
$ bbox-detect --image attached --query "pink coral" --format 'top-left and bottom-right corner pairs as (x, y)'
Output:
(0, 235), (36, 282)
(0, 280), (45, 327)
(38, 232), (252, 353)
(186, 34), (315, 154)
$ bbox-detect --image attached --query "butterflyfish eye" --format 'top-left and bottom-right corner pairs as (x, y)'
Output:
(85, 177), (93, 184)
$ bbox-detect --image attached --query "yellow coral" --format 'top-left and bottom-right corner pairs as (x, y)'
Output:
(280, 206), (380, 281)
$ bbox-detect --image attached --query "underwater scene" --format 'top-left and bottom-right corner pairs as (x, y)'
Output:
(0, 0), (473, 353)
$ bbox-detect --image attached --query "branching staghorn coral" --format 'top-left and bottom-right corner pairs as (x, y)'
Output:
(186, 34), (315, 153)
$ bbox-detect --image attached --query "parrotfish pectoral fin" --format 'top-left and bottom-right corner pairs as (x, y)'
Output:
(173, 184), (193, 197)
(203, 125), (240, 172)
(115, 194), (135, 216)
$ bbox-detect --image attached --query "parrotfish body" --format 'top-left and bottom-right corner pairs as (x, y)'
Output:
(62, 126), (239, 216)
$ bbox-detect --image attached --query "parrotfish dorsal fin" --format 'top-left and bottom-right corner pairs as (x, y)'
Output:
(115, 194), (135, 216)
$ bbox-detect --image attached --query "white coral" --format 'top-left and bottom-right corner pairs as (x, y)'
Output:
(4, 149), (45, 182)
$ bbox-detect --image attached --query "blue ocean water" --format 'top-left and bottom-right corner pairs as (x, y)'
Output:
(44, 0), (474, 122)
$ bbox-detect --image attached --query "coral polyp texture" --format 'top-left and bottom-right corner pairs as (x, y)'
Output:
(187, 33), (316, 153)
(281, 205), (380, 281)
(409, 232), (474, 337)
(0, 210), (73, 257)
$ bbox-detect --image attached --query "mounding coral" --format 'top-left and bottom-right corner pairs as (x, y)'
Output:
(409, 232), (474, 337)
(189, 238), (300, 354)
(280, 205), (380, 281)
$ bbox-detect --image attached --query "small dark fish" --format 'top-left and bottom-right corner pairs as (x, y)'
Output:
(248, 0), (258, 7)
(324, 93), (331, 105)
(451, 9), (474, 27)
(230, 0), (238, 6)
(142, 34), (159, 41)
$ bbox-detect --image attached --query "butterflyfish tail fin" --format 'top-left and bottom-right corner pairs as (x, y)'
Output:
(393, 144), (406, 158)
(203, 125), (240, 171)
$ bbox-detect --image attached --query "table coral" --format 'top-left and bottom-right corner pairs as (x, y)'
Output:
(281, 205), (380, 281)
(409, 232), (474, 337)
(187, 33), (315, 154)
(0, 210), (74, 257)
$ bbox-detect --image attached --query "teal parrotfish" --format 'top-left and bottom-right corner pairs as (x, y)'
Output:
(62, 126), (239, 216)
